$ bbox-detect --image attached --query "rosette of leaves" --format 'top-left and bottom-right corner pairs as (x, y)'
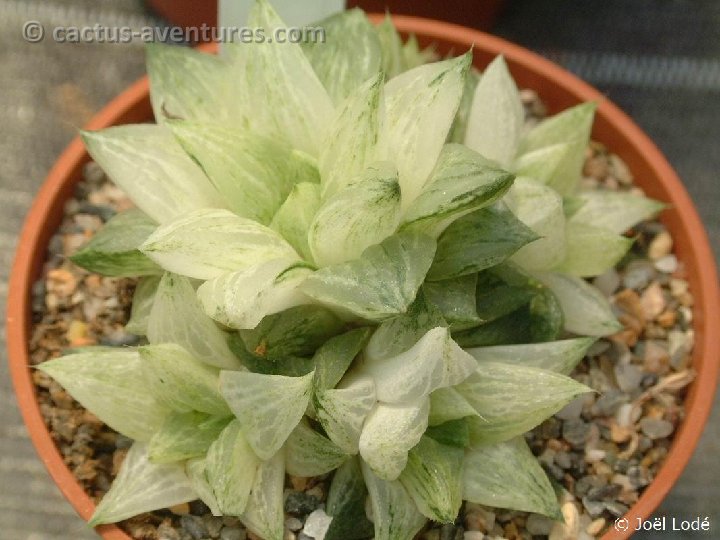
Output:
(41, 2), (664, 539)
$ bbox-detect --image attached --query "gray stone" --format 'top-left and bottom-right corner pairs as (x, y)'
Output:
(622, 259), (656, 290)
(285, 491), (321, 515)
(582, 496), (607, 518)
(563, 419), (591, 448)
(526, 513), (554, 535)
(219, 528), (246, 540)
(593, 390), (629, 417)
(556, 396), (585, 420)
(439, 524), (464, 540)
(180, 515), (210, 540)
(614, 362), (643, 392)
(202, 515), (224, 538)
(639, 418), (674, 439)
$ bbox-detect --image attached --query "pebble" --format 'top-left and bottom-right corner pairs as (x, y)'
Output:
(219, 528), (245, 540)
(284, 491), (321, 515)
(640, 282), (666, 319)
(302, 509), (332, 540)
(285, 517), (303, 531)
(648, 231), (673, 260)
(465, 504), (495, 531)
(563, 419), (591, 448)
(180, 514), (210, 540)
(614, 362), (643, 393)
(592, 390), (628, 417)
(621, 260), (655, 290)
(203, 514), (224, 538)
(654, 254), (678, 273)
(525, 513), (554, 535)
(549, 502), (580, 540)
(639, 418), (674, 439)
(556, 396), (585, 420)
(463, 532), (485, 540)
(586, 517), (606, 536)
(593, 269), (621, 297)
(439, 524), (464, 540)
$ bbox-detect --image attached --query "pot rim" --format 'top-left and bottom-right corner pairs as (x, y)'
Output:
(6, 15), (719, 540)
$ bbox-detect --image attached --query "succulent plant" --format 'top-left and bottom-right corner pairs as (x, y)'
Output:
(40, 2), (665, 539)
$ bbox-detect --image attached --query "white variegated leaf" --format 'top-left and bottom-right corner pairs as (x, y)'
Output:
(399, 436), (463, 523)
(315, 374), (376, 454)
(89, 442), (195, 525)
(147, 273), (241, 370)
(125, 275), (160, 336)
(81, 125), (225, 223)
(467, 337), (596, 375)
(146, 43), (244, 125)
(458, 364), (591, 445)
(362, 327), (476, 404)
(148, 412), (229, 464)
(361, 460), (427, 540)
(197, 259), (313, 330)
(300, 232), (436, 321)
(359, 397), (429, 481)
(241, 449), (285, 540)
(378, 54), (471, 208)
(464, 56), (524, 167)
(309, 162), (402, 266)
(319, 73), (384, 200)
(464, 437), (561, 519)
(428, 387), (480, 426)
(186, 457), (222, 516)
(205, 420), (260, 516)
(512, 143), (570, 185)
(220, 370), (314, 459)
(139, 343), (231, 416)
(569, 190), (665, 234)
(38, 349), (170, 441)
(140, 209), (299, 280)
(285, 421), (349, 477)
(556, 223), (634, 277)
(517, 103), (596, 194)
(245, 0), (334, 155)
(507, 176), (566, 271)
(169, 122), (303, 224)
(270, 182), (321, 262)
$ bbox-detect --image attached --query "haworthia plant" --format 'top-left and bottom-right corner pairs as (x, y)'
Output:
(45, 1), (667, 537)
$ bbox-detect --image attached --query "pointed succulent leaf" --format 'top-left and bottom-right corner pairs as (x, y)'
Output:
(453, 308), (533, 348)
(556, 223), (634, 277)
(125, 275), (160, 335)
(229, 335), (316, 377)
(69, 208), (161, 277)
(146, 43), (244, 125)
(378, 53), (471, 207)
(169, 122), (301, 224)
(475, 280), (534, 323)
(239, 305), (344, 361)
(517, 103), (596, 194)
(364, 290), (447, 361)
(464, 437), (561, 519)
(362, 327), (476, 403)
(313, 327), (373, 390)
(89, 442), (195, 525)
(399, 436), (464, 523)
(424, 418), (471, 448)
(569, 190), (665, 234)
(241, 449), (285, 540)
(467, 337), (596, 375)
(301, 232), (435, 321)
(512, 143), (571, 185)
(315, 374), (376, 454)
(303, 8), (381, 104)
(448, 68), (480, 143)
(147, 273), (241, 370)
(529, 285), (564, 342)
(402, 33), (437, 69)
(139, 343), (231, 416)
(81, 125), (225, 223)
(402, 143), (515, 235)
(458, 363), (592, 445)
(220, 370), (314, 459)
(464, 56), (524, 167)
(270, 182), (321, 262)
(319, 73), (384, 200)
(428, 204), (539, 281)
(38, 349), (170, 441)
(535, 272), (623, 336)
(285, 421), (349, 477)
(325, 457), (375, 540)
(423, 274), (481, 331)
(361, 460), (427, 540)
(149, 412), (230, 464)
(205, 420), (260, 516)
(245, 0), (334, 155)
(507, 177), (566, 271)
(359, 397), (430, 481)
(375, 14), (406, 78)
(428, 387), (480, 426)
(140, 208), (299, 280)
(310, 162), (402, 266)
(198, 259), (313, 330)
(186, 457), (222, 516)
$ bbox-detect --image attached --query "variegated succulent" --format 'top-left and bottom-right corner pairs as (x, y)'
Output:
(39, 2), (664, 539)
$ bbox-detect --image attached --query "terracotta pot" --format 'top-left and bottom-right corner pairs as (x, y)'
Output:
(7, 16), (719, 540)
(146, 0), (217, 35)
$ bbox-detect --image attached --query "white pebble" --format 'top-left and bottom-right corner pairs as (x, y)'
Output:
(464, 532), (485, 540)
(654, 254), (678, 273)
(303, 509), (333, 540)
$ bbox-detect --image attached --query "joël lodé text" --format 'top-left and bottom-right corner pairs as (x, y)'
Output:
(633, 516), (710, 532)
